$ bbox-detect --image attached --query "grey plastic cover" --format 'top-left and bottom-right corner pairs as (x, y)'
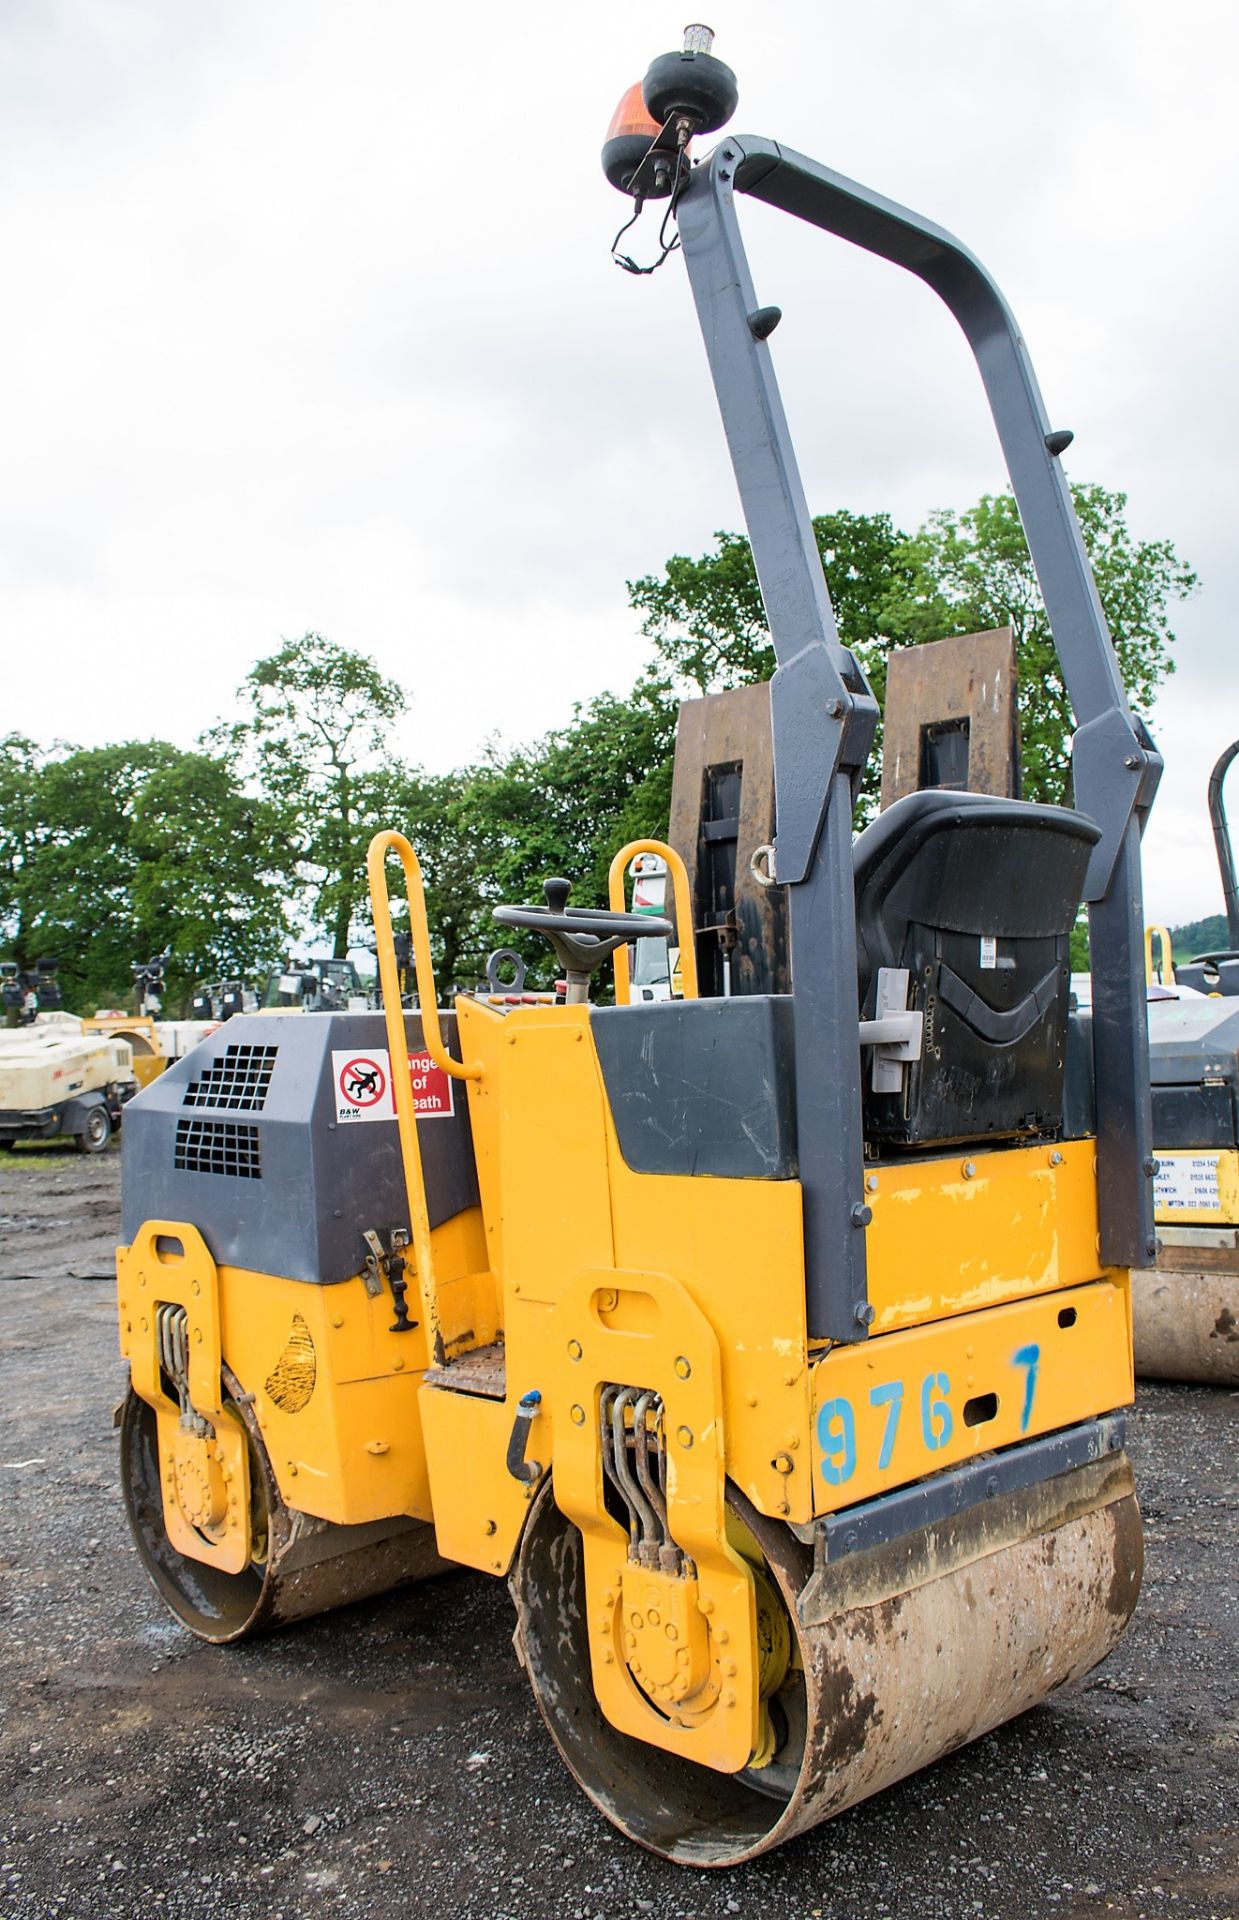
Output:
(591, 996), (797, 1179)
(120, 1011), (479, 1285)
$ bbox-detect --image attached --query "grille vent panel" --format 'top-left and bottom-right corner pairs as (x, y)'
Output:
(174, 1119), (262, 1179)
(182, 1044), (278, 1112)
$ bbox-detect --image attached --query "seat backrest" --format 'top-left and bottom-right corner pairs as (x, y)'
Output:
(853, 790), (1100, 1149)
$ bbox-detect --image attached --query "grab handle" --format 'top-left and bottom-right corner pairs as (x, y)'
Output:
(367, 829), (482, 1081)
(1144, 923), (1176, 989)
(607, 839), (700, 1006)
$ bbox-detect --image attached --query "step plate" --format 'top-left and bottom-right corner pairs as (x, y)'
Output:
(424, 1341), (507, 1399)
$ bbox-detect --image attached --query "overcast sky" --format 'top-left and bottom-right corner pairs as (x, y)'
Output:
(1, 2), (1235, 923)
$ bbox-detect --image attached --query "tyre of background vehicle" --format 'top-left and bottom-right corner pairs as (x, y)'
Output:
(76, 1104), (113, 1155)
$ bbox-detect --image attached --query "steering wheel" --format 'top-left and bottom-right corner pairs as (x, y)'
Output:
(494, 878), (673, 1002)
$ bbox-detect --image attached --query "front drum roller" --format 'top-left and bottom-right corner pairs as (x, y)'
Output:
(1131, 1265), (1239, 1385)
(513, 1454), (1142, 1867)
(120, 1371), (452, 1643)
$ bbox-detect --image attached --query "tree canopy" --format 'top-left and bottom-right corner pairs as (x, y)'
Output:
(211, 634), (406, 957)
(0, 480), (1197, 1011)
(0, 734), (291, 1011)
(629, 484), (1196, 807)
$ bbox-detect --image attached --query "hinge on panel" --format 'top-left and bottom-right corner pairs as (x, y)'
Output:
(859, 966), (924, 1094)
(361, 1226), (417, 1334)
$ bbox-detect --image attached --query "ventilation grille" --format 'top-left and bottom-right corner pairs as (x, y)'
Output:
(182, 1044), (278, 1112)
(174, 1118), (262, 1179)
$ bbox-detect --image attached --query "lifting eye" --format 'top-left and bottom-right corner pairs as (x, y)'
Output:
(963, 1392), (998, 1428)
(1058, 1306), (1078, 1328)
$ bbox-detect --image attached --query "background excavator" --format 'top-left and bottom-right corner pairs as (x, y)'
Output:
(114, 27), (1154, 1867)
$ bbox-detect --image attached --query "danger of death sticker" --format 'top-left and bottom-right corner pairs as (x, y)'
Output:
(331, 1048), (455, 1124)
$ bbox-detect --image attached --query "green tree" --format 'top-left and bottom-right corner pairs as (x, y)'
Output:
(0, 735), (294, 1013)
(4, 740), (184, 1010)
(212, 634), (407, 956)
(367, 769), (488, 992)
(628, 510), (916, 694)
(883, 484), (1196, 802)
(1168, 914), (1228, 963)
(432, 679), (679, 987)
(629, 486), (1196, 808)
(129, 752), (293, 1004)
(0, 733), (47, 966)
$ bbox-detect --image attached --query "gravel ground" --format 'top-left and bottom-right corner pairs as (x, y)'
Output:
(0, 1146), (1235, 1920)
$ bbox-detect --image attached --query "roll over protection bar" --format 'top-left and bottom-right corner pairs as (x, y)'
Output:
(671, 136), (1159, 1340)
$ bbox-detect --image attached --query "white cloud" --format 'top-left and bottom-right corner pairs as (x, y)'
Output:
(1, 1), (1234, 920)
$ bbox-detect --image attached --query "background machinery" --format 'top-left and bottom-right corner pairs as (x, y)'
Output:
(0, 1018), (135, 1151)
(1134, 737), (1239, 1382)
(114, 29), (1154, 1867)
(259, 955), (368, 1013)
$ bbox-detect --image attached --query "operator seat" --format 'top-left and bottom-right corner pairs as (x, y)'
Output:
(852, 789), (1101, 1149)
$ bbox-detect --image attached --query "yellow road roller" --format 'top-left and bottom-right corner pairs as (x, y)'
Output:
(116, 28), (1159, 1866)
(1133, 739), (1239, 1383)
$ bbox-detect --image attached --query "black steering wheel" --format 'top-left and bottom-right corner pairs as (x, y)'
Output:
(493, 878), (673, 999)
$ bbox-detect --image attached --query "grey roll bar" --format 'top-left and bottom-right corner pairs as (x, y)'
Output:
(1207, 740), (1239, 950)
(673, 135), (1160, 1342)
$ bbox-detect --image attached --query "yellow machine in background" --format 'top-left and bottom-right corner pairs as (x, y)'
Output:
(114, 28), (1158, 1867)
(1132, 740), (1239, 1385)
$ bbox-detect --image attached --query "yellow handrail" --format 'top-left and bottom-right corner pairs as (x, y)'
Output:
(608, 839), (699, 1006)
(367, 830), (483, 1362)
(367, 829), (483, 1082)
(1144, 923), (1176, 988)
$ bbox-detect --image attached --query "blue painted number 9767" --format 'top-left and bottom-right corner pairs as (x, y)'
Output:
(815, 1343), (1044, 1487)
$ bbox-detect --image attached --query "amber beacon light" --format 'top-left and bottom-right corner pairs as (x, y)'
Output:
(601, 23), (738, 199)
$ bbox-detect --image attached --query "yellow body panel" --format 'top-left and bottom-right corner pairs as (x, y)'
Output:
(810, 1275), (1133, 1514)
(864, 1139), (1105, 1333)
(541, 1265), (761, 1771)
(120, 1206), (490, 1529)
(121, 965), (1134, 1777)
(1152, 1147), (1239, 1226)
(118, 1222), (250, 1571)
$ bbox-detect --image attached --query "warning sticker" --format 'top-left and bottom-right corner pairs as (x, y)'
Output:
(407, 1050), (454, 1118)
(333, 1051), (390, 1123)
(331, 1048), (455, 1124)
(1154, 1153), (1222, 1216)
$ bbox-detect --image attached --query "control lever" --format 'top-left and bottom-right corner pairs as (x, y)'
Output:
(361, 1227), (417, 1333)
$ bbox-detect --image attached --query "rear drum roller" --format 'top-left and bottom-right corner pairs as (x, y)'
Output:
(512, 1457), (1142, 1866)
(119, 1371), (451, 1643)
(1131, 1265), (1239, 1384)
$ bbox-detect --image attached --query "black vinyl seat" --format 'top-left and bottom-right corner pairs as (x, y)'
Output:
(853, 790), (1100, 1149)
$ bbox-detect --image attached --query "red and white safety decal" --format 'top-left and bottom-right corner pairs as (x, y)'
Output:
(406, 1050), (454, 1117)
(333, 1051), (389, 1123)
(331, 1048), (454, 1124)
